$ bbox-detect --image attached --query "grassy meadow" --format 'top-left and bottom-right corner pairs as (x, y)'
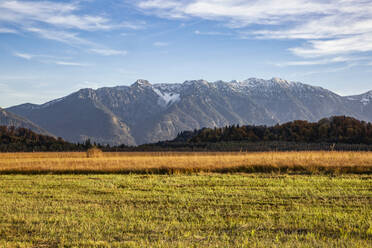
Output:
(0, 152), (371, 247)
(0, 174), (371, 247)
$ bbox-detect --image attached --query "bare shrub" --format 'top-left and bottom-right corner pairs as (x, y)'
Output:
(86, 147), (103, 158)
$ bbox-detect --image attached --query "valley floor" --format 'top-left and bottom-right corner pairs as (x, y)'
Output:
(0, 174), (371, 247)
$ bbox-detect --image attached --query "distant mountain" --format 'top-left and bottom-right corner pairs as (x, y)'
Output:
(0, 108), (51, 136)
(7, 78), (372, 145)
(6, 91), (136, 146)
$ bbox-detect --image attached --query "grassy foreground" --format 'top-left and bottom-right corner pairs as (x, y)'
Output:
(1, 151), (372, 174)
(0, 174), (371, 247)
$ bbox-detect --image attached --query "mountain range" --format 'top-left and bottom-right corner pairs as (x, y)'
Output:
(3, 77), (372, 145)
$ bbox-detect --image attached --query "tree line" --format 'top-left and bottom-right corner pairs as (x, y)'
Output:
(0, 126), (89, 152)
(182, 116), (372, 145)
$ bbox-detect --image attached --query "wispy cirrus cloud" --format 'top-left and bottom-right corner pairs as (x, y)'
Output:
(13, 52), (71, 60)
(90, 48), (128, 56)
(194, 30), (231, 36)
(136, 0), (333, 25)
(0, 26), (17, 33)
(153, 41), (169, 47)
(275, 56), (372, 67)
(289, 34), (372, 57)
(54, 61), (91, 67)
(26, 27), (93, 46)
(0, 0), (142, 52)
(24, 27), (128, 58)
(0, 0), (112, 31)
(13, 52), (32, 60)
(13, 51), (89, 66)
(136, 0), (372, 65)
(137, 0), (187, 19)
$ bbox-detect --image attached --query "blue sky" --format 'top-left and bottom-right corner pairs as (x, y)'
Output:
(1, 0), (372, 107)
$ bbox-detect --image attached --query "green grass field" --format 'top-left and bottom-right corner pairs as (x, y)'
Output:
(0, 174), (371, 247)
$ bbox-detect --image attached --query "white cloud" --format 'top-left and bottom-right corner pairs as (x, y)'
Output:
(90, 48), (128, 56)
(12, 51), (90, 66)
(137, 0), (334, 25)
(137, 0), (372, 61)
(0, 0), (142, 48)
(44, 15), (112, 31)
(54, 61), (90, 67)
(0, 0), (112, 31)
(0, 27), (17, 33)
(13, 51), (72, 60)
(118, 21), (146, 30)
(275, 56), (370, 67)
(291, 63), (360, 78)
(194, 30), (231, 36)
(0, 0), (145, 31)
(153, 41), (169, 47)
(290, 34), (372, 57)
(14, 52), (32, 60)
(26, 27), (93, 45)
(137, 0), (187, 18)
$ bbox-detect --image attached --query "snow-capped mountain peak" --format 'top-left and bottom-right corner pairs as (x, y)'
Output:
(131, 79), (152, 87)
(183, 79), (209, 86)
(347, 90), (372, 106)
(360, 91), (372, 106)
(152, 88), (180, 107)
(271, 77), (289, 84)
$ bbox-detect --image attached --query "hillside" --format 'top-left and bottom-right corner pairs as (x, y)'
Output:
(0, 108), (51, 136)
(7, 78), (372, 145)
(0, 126), (79, 152)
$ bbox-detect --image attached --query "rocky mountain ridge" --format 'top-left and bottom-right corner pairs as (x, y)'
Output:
(6, 77), (372, 145)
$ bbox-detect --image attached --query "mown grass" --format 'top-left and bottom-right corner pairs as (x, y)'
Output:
(0, 174), (371, 247)
(0, 151), (372, 174)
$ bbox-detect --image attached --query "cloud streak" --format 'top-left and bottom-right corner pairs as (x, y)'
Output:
(14, 52), (32, 60)
(26, 27), (93, 45)
(137, 0), (334, 25)
(194, 30), (231, 36)
(0, 0), (141, 52)
(0, 0), (112, 31)
(54, 61), (90, 67)
(153, 41), (169, 47)
(0, 26), (17, 33)
(13, 51), (89, 66)
(275, 56), (371, 67)
(90, 48), (128, 56)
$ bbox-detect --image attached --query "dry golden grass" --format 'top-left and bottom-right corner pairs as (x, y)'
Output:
(0, 151), (372, 174)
